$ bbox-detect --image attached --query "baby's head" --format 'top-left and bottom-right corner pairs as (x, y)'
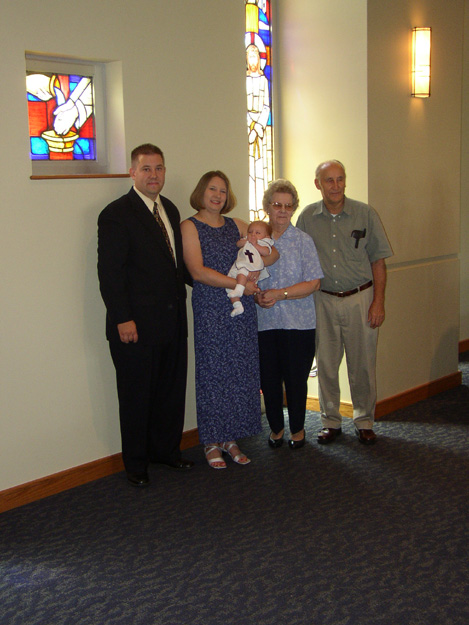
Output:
(247, 220), (272, 242)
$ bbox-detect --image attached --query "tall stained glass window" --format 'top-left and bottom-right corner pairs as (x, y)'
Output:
(245, 0), (273, 221)
(27, 71), (95, 161)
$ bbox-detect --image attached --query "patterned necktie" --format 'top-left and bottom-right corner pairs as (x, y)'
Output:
(153, 202), (175, 263)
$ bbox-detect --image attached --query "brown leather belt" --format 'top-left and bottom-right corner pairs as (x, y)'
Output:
(321, 280), (373, 298)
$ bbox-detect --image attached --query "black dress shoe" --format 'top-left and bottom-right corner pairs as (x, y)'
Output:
(317, 427), (342, 444)
(355, 428), (377, 445)
(160, 458), (195, 470)
(268, 434), (284, 448)
(126, 472), (149, 487)
(288, 437), (305, 449)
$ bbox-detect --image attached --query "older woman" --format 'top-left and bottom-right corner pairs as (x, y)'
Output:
(256, 179), (323, 448)
(181, 171), (278, 468)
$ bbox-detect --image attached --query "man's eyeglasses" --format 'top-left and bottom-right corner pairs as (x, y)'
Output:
(270, 202), (294, 211)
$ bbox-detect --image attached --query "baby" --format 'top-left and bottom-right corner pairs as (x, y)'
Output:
(226, 220), (274, 317)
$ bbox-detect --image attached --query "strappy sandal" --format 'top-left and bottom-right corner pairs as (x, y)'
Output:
(221, 442), (251, 465)
(204, 445), (227, 469)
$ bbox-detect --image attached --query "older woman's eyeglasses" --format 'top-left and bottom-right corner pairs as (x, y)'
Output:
(270, 202), (294, 211)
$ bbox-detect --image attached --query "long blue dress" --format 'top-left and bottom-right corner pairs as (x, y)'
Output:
(189, 216), (262, 444)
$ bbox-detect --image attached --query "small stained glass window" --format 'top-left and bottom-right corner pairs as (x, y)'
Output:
(245, 0), (274, 221)
(25, 54), (127, 177)
(27, 71), (96, 162)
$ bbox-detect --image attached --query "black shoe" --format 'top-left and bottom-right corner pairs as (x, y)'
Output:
(288, 437), (305, 449)
(268, 434), (284, 448)
(317, 428), (342, 444)
(355, 428), (377, 445)
(160, 458), (195, 470)
(127, 472), (149, 487)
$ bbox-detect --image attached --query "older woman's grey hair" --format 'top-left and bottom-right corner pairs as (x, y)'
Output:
(262, 179), (300, 214)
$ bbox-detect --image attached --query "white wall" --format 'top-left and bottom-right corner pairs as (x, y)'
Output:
(0, 0), (249, 492)
(277, 0), (368, 401)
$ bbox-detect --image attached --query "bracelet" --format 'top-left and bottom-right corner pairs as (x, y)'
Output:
(284, 290), (288, 300)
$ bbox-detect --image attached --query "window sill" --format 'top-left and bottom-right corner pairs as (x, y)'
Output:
(30, 174), (129, 180)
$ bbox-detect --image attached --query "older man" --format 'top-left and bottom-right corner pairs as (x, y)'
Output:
(296, 160), (392, 444)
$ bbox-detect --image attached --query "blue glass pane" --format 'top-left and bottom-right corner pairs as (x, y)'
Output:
(31, 137), (49, 156)
(258, 29), (271, 47)
(74, 139), (96, 160)
(74, 138), (90, 156)
(259, 10), (269, 25)
(87, 140), (96, 159)
(30, 153), (50, 161)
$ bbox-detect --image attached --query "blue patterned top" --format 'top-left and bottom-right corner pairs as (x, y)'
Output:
(257, 224), (323, 331)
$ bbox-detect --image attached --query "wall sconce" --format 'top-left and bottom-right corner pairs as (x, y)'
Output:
(412, 27), (432, 97)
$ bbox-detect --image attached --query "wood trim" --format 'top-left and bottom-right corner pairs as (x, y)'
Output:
(306, 397), (353, 417)
(0, 454), (124, 514)
(0, 365), (462, 514)
(0, 428), (199, 515)
(306, 371), (462, 421)
(30, 174), (129, 180)
(459, 339), (469, 353)
(374, 371), (462, 418)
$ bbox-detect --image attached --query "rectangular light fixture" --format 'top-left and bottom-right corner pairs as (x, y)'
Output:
(412, 27), (432, 97)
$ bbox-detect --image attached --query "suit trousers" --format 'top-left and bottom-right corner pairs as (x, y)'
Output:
(110, 323), (187, 473)
(258, 329), (316, 436)
(315, 288), (378, 430)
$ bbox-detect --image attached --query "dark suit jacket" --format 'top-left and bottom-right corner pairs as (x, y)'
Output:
(97, 188), (187, 345)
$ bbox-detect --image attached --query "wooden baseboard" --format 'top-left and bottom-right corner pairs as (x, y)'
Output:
(0, 367), (463, 515)
(0, 428), (199, 515)
(459, 338), (469, 353)
(306, 371), (462, 420)
(306, 397), (353, 417)
(374, 371), (462, 417)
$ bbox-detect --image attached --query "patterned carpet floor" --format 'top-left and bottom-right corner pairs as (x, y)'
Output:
(1, 353), (468, 625)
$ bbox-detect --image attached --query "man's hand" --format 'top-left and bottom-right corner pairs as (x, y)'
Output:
(369, 258), (387, 329)
(118, 320), (138, 343)
(368, 301), (385, 329)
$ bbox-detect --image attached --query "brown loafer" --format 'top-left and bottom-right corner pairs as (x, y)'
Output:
(355, 428), (377, 445)
(317, 427), (342, 444)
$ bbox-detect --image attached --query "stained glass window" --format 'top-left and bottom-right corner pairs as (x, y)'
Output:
(245, 0), (274, 221)
(27, 71), (95, 161)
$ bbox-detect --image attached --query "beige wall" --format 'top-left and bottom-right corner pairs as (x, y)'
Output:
(368, 0), (463, 394)
(277, 0), (368, 402)
(278, 0), (464, 402)
(0, 0), (249, 492)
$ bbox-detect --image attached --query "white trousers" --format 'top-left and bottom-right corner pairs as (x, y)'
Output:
(315, 287), (378, 430)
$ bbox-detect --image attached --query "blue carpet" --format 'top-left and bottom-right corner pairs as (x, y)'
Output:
(1, 354), (468, 625)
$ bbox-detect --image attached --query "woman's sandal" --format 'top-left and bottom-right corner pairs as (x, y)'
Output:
(221, 442), (251, 465)
(204, 445), (227, 469)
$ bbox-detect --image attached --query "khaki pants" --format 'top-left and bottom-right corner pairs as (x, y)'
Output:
(315, 288), (378, 430)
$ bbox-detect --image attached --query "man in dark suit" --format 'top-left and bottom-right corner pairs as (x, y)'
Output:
(98, 143), (194, 487)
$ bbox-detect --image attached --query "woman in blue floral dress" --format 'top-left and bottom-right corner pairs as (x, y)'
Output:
(181, 171), (278, 469)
